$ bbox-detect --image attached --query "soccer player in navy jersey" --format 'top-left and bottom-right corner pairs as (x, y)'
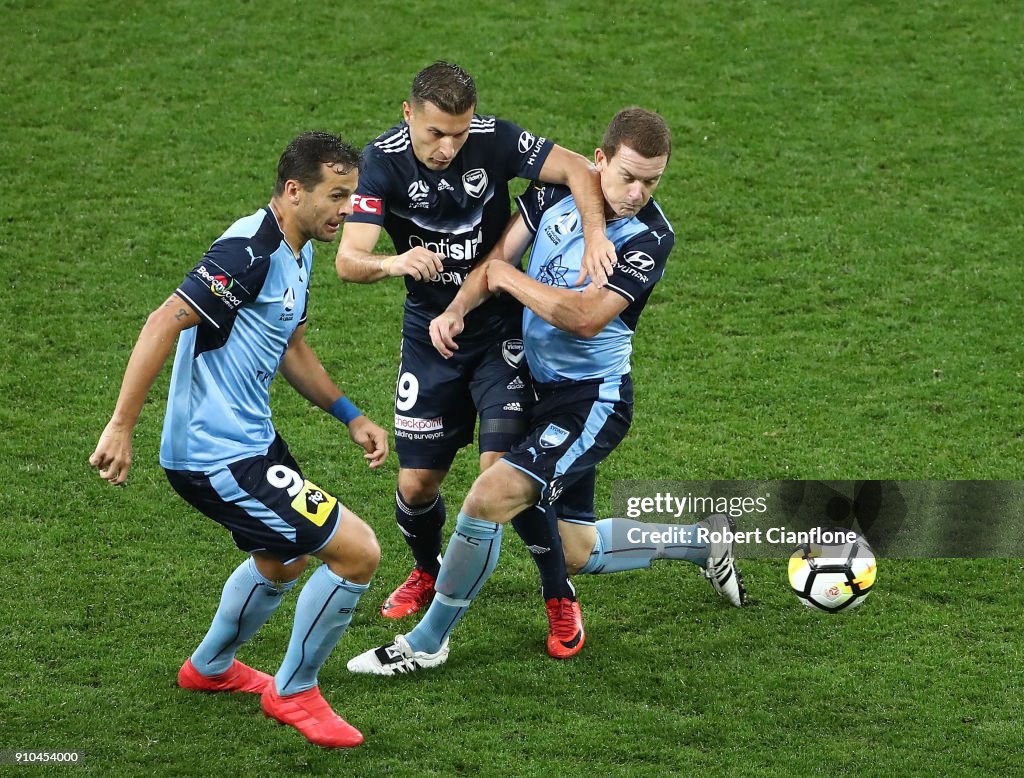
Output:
(348, 108), (746, 675)
(336, 61), (617, 657)
(90, 132), (387, 748)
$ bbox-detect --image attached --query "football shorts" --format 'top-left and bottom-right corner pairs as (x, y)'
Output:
(165, 434), (342, 562)
(393, 332), (532, 470)
(502, 374), (634, 518)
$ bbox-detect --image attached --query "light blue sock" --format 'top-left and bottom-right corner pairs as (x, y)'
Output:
(275, 565), (369, 696)
(405, 512), (503, 655)
(191, 556), (295, 675)
(578, 518), (708, 574)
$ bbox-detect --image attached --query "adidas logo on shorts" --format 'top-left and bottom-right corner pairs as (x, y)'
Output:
(503, 401), (523, 412)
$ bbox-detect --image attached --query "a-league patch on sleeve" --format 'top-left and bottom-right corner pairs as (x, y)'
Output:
(291, 480), (339, 526)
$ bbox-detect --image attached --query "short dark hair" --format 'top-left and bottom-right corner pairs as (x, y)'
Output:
(409, 61), (477, 115)
(274, 131), (360, 195)
(601, 107), (672, 161)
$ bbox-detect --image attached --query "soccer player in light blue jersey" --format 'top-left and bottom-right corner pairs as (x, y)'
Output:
(90, 132), (387, 747)
(348, 108), (746, 675)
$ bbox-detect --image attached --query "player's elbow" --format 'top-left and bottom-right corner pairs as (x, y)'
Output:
(335, 251), (358, 282)
(145, 303), (187, 336)
(337, 251), (354, 280)
(570, 313), (605, 340)
(144, 307), (166, 329)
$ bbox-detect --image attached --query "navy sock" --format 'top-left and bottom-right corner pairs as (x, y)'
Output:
(405, 513), (503, 654)
(395, 490), (445, 577)
(511, 505), (575, 601)
(191, 557), (295, 675)
(274, 565), (369, 696)
(579, 518), (708, 574)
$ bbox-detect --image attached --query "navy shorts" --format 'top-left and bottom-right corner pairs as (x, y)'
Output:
(165, 434), (342, 562)
(503, 374), (634, 523)
(393, 332), (532, 470)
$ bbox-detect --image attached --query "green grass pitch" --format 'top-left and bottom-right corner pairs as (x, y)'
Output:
(1, 1), (1021, 774)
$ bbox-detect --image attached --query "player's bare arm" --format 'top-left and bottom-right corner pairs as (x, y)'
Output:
(336, 220), (444, 284)
(279, 324), (389, 469)
(89, 295), (201, 485)
(486, 262), (628, 339)
(429, 213), (533, 359)
(537, 145), (617, 288)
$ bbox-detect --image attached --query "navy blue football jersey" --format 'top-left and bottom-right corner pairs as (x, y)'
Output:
(159, 207), (311, 471)
(515, 182), (675, 383)
(347, 115), (554, 339)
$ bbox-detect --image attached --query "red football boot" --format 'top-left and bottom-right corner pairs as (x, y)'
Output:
(545, 598), (585, 659)
(380, 568), (436, 619)
(177, 658), (273, 694)
(261, 685), (364, 748)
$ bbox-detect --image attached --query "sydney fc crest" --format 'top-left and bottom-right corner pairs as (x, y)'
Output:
(539, 424), (570, 449)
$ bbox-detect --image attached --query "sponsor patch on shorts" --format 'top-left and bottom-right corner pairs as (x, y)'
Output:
(291, 480), (338, 527)
(395, 414), (444, 432)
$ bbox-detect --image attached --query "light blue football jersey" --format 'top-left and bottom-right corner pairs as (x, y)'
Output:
(159, 206), (311, 471)
(515, 183), (675, 384)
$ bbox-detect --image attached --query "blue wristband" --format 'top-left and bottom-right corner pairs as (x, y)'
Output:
(329, 396), (363, 424)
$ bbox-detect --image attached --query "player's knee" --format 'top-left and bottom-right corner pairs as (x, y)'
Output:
(464, 464), (539, 524)
(397, 470), (443, 506)
(253, 552), (309, 585)
(558, 524), (596, 576)
(463, 481), (517, 524)
(346, 543), (379, 584)
(360, 529), (382, 574)
(462, 477), (493, 520)
(322, 515), (380, 584)
(398, 484), (436, 507)
(286, 555), (312, 580)
(564, 551), (588, 576)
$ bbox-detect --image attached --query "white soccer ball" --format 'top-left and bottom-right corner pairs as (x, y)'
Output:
(788, 530), (877, 612)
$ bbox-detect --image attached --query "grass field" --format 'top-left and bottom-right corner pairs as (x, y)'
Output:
(2, 0), (1022, 775)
